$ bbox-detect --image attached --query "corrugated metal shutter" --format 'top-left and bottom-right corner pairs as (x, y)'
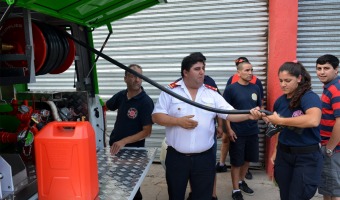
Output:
(94, 0), (268, 165)
(297, 0), (340, 96)
(29, 0), (268, 165)
(28, 67), (77, 91)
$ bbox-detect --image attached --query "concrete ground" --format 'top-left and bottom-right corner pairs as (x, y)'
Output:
(141, 163), (323, 200)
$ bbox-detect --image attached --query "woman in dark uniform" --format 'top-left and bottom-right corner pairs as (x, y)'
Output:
(263, 61), (323, 200)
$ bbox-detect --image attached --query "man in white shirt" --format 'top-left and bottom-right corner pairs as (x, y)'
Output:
(152, 52), (262, 200)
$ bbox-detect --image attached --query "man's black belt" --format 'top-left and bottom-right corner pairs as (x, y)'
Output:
(167, 146), (212, 156)
(278, 143), (320, 154)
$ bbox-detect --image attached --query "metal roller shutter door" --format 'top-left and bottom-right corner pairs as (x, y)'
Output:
(297, 0), (340, 96)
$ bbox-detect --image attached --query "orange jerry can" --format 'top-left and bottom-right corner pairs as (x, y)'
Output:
(34, 121), (99, 200)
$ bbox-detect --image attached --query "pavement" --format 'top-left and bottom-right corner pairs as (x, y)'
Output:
(141, 163), (324, 200)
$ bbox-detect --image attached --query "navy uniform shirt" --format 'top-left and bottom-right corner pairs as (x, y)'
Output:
(223, 82), (261, 136)
(106, 88), (154, 147)
(274, 90), (321, 146)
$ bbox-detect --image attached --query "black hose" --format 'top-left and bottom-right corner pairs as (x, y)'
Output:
(64, 32), (272, 115)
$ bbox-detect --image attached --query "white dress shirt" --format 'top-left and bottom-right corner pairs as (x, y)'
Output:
(153, 80), (234, 153)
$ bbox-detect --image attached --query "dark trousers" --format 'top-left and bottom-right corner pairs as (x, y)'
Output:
(274, 145), (323, 200)
(165, 147), (215, 200)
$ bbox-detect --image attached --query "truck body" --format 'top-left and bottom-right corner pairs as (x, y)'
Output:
(0, 0), (165, 199)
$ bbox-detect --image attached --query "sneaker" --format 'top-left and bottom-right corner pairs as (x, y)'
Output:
(245, 169), (253, 180)
(239, 181), (254, 196)
(232, 191), (244, 200)
(215, 162), (228, 173)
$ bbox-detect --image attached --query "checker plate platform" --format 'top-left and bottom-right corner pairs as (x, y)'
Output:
(97, 147), (157, 200)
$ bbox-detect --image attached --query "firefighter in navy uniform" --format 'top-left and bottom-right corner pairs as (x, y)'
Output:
(105, 64), (154, 200)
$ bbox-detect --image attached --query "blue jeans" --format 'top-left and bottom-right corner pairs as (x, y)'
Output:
(165, 147), (215, 200)
(319, 147), (340, 196)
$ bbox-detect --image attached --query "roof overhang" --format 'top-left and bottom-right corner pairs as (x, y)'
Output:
(4, 0), (166, 28)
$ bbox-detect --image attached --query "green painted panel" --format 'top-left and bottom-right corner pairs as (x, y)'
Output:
(4, 0), (160, 28)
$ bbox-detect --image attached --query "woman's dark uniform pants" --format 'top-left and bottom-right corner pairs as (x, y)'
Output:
(274, 143), (323, 200)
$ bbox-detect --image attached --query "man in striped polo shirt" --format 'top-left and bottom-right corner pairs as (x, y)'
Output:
(316, 54), (340, 199)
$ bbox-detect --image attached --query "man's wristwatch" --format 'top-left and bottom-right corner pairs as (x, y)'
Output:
(326, 148), (334, 157)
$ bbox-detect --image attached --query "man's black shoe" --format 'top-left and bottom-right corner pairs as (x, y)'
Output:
(232, 191), (244, 200)
(239, 181), (254, 196)
(215, 162), (228, 173)
(245, 169), (253, 180)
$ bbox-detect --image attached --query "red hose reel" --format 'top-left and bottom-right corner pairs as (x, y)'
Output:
(0, 18), (75, 75)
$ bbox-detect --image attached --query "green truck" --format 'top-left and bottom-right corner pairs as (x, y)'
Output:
(0, 0), (165, 199)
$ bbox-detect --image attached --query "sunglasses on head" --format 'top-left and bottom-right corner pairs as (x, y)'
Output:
(235, 58), (249, 65)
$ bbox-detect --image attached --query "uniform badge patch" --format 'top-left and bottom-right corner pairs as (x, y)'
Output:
(127, 108), (138, 119)
(252, 93), (258, 101)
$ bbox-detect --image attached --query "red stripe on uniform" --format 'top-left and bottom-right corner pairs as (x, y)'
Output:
(322, 108), (334, 115)
(321, 94), (330, 103)
(320, 130), (331, 137)
(320, 119), (335, 127)
(333, 102), (340, 110)
(328, 84), (340, 97)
